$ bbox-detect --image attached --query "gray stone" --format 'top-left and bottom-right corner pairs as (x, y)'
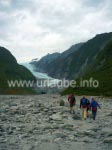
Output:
(38, 143), (58, 150)
(55, 133), (66, 138)
(83, 131), (96, 138)
(103, 137), (112, 143)
(50, 113), (62, 121)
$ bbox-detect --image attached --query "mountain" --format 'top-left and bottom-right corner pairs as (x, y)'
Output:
(59, 43), (83, 58)
(0, 47), (36, 94)
(62, 39), (112, 96)
(33, 33), (112, 79)
(31, 52), (61, 72)
(33, 43), (83, 77)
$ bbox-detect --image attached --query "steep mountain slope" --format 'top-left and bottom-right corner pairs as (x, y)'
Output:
(31, 52), (61, 72)
(62, 39), (112, 96)
(33, 43), (83, 78)
(0, 47), (36, 94)
(33, 33), (112, 79)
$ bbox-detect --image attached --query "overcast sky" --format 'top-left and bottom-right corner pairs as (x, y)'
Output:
(0, 0), (112, 62)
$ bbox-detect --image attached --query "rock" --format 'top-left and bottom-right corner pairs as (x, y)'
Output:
(0, 114), (7, 121)
(10, 106), (19, 110)
(0, 109), (8, 113)
(27, 103), (34, 108)
(68, 135), (75, 141)
(72, 114), (81, 120)
(42, 125), (52, 130)
(0, 95), (112, 150)
(64, 127), (74, 131)
(48, 111), (53, 115)
(50, 113), (62, 121)
(83, 131), (96, 138)
(101, 127), (112, 137)
(103, 137), (112, 143)
(8, 103), (17, 107)
(0, 125), (6, 132)
(59, 100), (65, 106)
(24, 126), (35, 134)
(44, 108), (49, 112)
(81, 137), (93, 143)
(62, 124), (74, 131)
(55, 133), (66, 138)
(51, 124), (60, 129)
(8, 136), (18, 144)
(106, 112), (112, 116)
(54, 137), (63, 142)
(38, 143), (58, 150)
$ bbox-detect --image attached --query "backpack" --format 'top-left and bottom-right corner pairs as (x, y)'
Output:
(81, 98), (87, 108)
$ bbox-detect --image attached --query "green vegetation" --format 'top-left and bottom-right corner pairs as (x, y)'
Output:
(62, 40), (112, 96)
(0, 47), (36, 94)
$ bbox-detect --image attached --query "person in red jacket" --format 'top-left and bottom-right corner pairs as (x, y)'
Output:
(68, 93), (76, 114)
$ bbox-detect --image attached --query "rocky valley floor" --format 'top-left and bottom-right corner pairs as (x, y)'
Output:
(0, 95), (112, 150)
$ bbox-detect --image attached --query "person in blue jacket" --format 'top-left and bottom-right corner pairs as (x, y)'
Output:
(80, 96), (88, 120)
(90, 98), (100, 120)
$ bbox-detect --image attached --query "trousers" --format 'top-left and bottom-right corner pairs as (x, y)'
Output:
(82, 107), (87, 119)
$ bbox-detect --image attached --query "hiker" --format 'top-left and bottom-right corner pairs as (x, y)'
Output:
(90, 98), (100, 120)
(86, 99), (90, 118)
(80, 96), (88, 120)
(68, 93), (76, 114)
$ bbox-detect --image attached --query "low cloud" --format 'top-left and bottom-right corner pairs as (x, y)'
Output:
(0, 0), (112, 62)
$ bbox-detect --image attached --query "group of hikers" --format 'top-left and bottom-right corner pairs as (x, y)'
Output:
(68, 93), (100, 120)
